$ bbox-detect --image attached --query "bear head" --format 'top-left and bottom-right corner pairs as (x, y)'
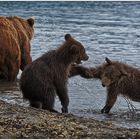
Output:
(101, 57), (128, 87)
(64, 34), (89, 64)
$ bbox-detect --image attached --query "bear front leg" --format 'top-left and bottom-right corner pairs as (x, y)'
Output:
(101, 89), (118, 113)
(69, 64), (95, 78)
(56, 84), (69, 113)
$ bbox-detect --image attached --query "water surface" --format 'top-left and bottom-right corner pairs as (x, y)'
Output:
(0, 1), (140, 129)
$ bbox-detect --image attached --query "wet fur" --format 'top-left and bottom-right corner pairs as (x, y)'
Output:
(99, 58), (140, 113)
(70, 58), (140, 113)
(20, 34), (88, 113)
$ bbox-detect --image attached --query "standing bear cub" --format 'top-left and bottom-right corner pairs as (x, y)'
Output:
(20, 34), (89, 113)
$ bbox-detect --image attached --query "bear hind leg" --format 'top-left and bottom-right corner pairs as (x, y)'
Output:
(42, 88), (59, 113)
(7, 62), (19, 81)
(29, 100), (41, 108)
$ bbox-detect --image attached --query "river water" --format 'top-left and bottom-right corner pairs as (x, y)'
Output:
(0, 1), (140, 129)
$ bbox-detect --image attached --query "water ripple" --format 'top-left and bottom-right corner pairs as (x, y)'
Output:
(0, 1), (140, 129)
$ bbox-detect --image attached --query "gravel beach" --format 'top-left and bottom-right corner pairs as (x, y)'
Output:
(0, 100), (140, 139)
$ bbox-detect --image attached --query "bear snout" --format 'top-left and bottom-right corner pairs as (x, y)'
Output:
(83, 54), (89, 61)
(102, 83), (106, 87)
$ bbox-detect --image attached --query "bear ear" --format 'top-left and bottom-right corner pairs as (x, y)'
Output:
(70, 45), (79, 54)
(105, 57), (112, 65)
(27, 18), (34, 27)
(65, 34), (72, 41)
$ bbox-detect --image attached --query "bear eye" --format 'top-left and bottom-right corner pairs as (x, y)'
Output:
(81, 47), (85, 54)
(83, 48), (85, 53)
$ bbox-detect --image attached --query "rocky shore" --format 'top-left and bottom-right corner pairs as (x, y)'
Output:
(0, 100), (140, 139)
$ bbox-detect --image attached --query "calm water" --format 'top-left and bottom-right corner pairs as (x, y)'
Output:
(0, 1), (140, 128)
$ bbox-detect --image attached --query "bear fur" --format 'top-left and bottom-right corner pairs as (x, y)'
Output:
(70, 58), (140, 113)
(96, 57), (140, 113)
(69, 64), (94, 78)
(20, 34), (89, 113)
(0, 16), (34, 81)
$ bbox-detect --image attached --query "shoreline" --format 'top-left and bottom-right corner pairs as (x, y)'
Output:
(0, 100), (140, 138)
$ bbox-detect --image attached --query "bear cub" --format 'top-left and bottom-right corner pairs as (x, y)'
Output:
(20, 34), (89, 113)
(70, 58), (140, 113)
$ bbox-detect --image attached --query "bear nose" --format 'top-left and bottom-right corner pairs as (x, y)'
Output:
(102, 83), (105, 87)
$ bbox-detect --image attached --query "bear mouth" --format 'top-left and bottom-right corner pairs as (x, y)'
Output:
(75, 59), (82, 64)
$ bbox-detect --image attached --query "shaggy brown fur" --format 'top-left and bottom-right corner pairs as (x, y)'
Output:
(69, 64), (94, 78)
(0, 16), (34, 81)
(98, 57), (140, 113)
(70, 58), (140, 113)
(20, 34), (89, 113)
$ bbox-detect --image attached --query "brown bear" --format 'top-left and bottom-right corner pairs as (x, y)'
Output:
(0, 16), (34, 81)
(70, 58), (140, 113)
(20, 34), (89, 113)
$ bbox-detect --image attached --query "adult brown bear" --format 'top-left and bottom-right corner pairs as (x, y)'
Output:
(20, 34), (89, 113)
(70, 58), (140, 113)
(0, 16), (34, 81)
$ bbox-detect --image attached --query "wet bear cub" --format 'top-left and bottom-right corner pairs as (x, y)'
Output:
(70, 58), (140, 113)
(97, 57), (140, 113)
(20, 34), (89, 113)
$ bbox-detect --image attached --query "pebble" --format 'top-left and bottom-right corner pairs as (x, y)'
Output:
(0, 100), (140, 139)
